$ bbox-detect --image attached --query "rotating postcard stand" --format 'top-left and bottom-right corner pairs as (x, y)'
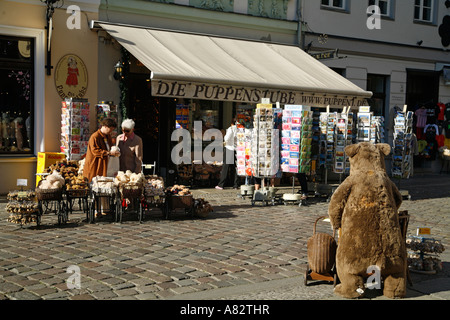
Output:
(280, 105), (313, 206)
(236, 127), (255, 199)
(249, 103), (280, 206)
(391, 105), (413, 200)
(318, 106), (355, 201)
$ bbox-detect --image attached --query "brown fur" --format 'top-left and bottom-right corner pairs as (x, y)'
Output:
(328, 142), (406, 299)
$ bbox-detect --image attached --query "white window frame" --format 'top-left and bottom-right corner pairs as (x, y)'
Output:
(320, 0), (349, 12)
(0, 25), (46, 155)
(414, 0), (435, 23)
(368, 0), (392, 18)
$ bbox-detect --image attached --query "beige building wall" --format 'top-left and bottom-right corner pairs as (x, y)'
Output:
(0, 0), (99, 194)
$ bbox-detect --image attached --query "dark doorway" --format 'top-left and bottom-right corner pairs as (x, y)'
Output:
(127, 73), (161, 172)
(406, 69), (439, 110)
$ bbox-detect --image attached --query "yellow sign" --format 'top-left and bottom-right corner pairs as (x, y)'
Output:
(36, 152), (66, 186)
(54, 54), (88, 99)
(417, 227), (431, 236)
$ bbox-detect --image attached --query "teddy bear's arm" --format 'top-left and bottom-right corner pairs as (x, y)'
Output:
(389, 179), (403, 210)
(328, 179), (352, 230)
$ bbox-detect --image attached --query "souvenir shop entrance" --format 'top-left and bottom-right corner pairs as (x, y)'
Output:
(95, 21), (373, 186)
(406, 70), (440, 111)
(406, 70), (442, 170)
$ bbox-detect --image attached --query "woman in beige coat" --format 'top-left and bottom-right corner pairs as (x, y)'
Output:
(116, 119), (143, 173)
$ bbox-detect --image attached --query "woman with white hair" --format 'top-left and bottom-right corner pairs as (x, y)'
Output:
(116, 118), (143, 173)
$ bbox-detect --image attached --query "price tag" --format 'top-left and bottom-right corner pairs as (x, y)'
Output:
(417, 227), (431, 236)
(17, 179), (28, 187)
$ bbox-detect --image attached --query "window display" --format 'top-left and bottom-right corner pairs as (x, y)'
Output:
(0, 36), (34, 154)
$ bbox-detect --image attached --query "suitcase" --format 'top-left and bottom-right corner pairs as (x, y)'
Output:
(304, 216), (338, 286)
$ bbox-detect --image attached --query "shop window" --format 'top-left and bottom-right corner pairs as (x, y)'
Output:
(367, 74), (388, 117)
(321, 0), (349, 12)
(368, 0), (395, 19)
(414, 0), (435, 23)
(0, 36), (34, 155)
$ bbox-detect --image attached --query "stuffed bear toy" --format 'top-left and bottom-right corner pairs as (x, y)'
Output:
(328, 142), (406, 299)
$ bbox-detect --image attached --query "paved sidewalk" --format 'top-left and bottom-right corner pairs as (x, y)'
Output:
(0, 173), (449, 302)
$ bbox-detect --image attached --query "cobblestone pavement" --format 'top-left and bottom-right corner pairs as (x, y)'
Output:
(0, 173), (449, 303)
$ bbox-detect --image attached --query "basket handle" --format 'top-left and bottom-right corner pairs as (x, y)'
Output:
(313, 216), (336, 238)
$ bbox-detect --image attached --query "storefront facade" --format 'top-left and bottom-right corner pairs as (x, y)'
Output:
(1, 0), (377, 193)
(0, 0), (99, 194)
(302, 0), (450, 173)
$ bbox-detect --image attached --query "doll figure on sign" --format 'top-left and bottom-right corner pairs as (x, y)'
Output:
(328, 142), (406, 299)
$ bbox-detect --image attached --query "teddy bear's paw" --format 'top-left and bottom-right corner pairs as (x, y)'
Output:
(383, 288), (406, 299)
(334, 284), (365, 299)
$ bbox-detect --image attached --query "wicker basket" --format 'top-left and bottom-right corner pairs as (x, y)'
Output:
(169, 194), (193, 209)
(66, 188), (89, 198)
(307, 216), (337, 275)
(120, 185), (143, 199)
(145, 194), (166, 205)
(35, 181), (63, 201)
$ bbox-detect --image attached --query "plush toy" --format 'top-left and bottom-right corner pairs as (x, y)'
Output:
(328, 142), (406, 299)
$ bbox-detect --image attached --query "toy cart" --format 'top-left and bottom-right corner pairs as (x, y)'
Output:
(304, 216), (338, 286)
(144, 193), (169, 219)
(117, 184), (144, 223)
(167, 194), (194, 218)
(143, 176), (168, 220)
(35, 181), (68, 226)
(65, 184), (90, 220)
(89, 180), (118, 223)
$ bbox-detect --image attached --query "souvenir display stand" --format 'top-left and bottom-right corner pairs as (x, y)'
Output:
(316, 107), (360, 200)
(6, 189), (39, 227)
(407, 228), (445, 275)
(250, 104), (280, 206)
(280, 105), (313, 206)
(371, 116), (386, 143)
(333, 111), (353, 175)
(61, 98), (90, 161)
(391, 106), (413, 200)
(236, 126), (255, 200)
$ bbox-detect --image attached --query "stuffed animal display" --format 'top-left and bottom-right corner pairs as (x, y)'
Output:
(328, 142), (406, 299)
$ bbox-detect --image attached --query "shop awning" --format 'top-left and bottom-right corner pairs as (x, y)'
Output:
(98, 22), (372, 108)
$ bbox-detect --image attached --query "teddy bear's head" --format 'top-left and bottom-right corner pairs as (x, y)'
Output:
(345, 142), (391, 174)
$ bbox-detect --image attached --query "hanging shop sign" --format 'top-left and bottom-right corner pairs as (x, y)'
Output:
(151, 80), (369, 108)
(54, 54), (88, 99)
(310, 49), (339, 61)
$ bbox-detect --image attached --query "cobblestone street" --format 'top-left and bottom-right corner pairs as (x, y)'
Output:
(0, 173), (449, 304)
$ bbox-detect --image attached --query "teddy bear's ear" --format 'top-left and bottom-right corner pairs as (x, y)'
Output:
(345, 144), (360, 158)
(377, 143), (391, 156)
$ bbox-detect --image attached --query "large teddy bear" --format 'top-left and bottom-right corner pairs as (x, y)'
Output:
(328, 142), (406, 299)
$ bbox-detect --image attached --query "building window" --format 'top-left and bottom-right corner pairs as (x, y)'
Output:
(367, 74), (388, 117)
(0, 36), (34, 155)
(414, 0), (434, 23)
(321, 0), (348, 12)
(368, 0), (394, 18)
